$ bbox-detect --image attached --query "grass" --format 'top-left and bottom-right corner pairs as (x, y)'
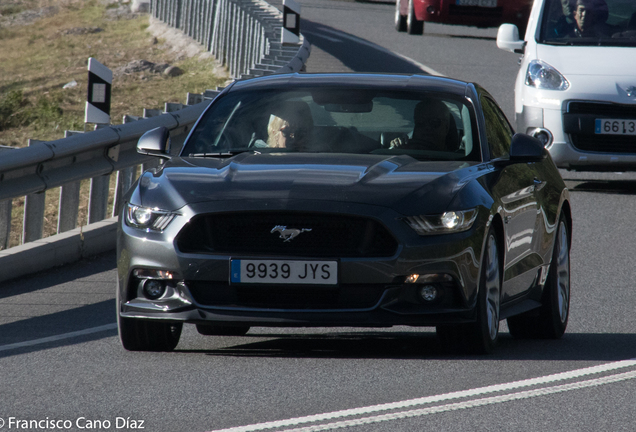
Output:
(0, 0), (228, 248)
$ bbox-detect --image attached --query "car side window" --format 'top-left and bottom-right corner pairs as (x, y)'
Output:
(480, 95), (514, 159)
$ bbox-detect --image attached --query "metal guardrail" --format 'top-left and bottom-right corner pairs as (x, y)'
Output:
(0, 0), (310, 252)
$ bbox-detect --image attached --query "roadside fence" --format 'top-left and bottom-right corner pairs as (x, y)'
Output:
(0, 0), (310, 277)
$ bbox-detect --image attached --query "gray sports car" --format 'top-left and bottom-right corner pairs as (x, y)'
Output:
(117, 73), (572, 354)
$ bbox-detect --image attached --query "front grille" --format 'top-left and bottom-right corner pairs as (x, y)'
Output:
(568, 102), (636, 117)
(565, 101), (636, 154)
(176, 212), (398, 258)
(448, 5), (503, 18)
(187, 281), (388, 310)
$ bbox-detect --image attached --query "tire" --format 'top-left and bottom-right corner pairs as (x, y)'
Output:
(437, 227), (501, 354)
(395, 0), (406, 32)
(508, 215), (570, 339)
(117, 288), (182, 352)
(406, 0), (424, 35)
(196, 324), (250, 336)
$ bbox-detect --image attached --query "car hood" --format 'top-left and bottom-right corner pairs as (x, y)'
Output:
(532, 44), (636, 103)
(134, 153), (481, 214)
(536, 44), (636, 78)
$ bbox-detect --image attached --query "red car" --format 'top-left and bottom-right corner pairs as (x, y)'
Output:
(395, 0), (532, 35)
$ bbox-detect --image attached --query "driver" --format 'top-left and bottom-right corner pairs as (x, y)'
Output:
(390, 98), (454, 151)
(568, 0), (611, 37)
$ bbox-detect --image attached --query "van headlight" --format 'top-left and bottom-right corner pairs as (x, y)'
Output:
(525, 60), (569, 91)
(125, 203), (177, 231)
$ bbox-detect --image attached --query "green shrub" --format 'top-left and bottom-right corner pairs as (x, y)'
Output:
(0, 90), (25, 130)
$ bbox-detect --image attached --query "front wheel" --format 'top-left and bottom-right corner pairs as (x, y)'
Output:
(395, 0), (406, 32)
(196, 324), (250, 336)
(508, 214), (570, 339)
(437, 228), (501, 354)
(406, 0), (424, 35)
(117, 287), (182, 351)
(118, 316), (182, 352)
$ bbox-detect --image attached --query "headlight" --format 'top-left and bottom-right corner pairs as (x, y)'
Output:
(525, 60), (569, 91)
(405, 209), (478, 235)
(125, 203), (176, 231)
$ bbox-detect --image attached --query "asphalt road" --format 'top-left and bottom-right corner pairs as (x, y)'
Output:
(2, 1), (636, 431)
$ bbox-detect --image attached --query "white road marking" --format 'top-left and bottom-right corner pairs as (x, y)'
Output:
(0, 323), (117, 352)
(208, 358), (636, 432)
(305, 27), (444, 76)
(280, 369), (636, 432)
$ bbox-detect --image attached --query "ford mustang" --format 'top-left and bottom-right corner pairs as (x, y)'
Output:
(116, 73), (572, 354)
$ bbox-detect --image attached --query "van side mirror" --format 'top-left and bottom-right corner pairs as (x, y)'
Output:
(509, 133), (547, 162)
(497, 24), (526, 54)
(137, 126), (171, 158)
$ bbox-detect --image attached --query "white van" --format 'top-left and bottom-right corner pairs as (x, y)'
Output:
(497, 0), (636, 171)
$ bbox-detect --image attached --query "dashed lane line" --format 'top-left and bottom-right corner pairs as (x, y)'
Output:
(0, 323), (117, 352)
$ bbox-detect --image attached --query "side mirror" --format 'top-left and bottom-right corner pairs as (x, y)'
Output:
(497, 24), (525, 54)
(137, 126), (171, 158)
(509, 133), (547, 162)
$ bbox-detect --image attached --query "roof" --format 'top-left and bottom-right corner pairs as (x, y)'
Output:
(228, 73), (473, 98)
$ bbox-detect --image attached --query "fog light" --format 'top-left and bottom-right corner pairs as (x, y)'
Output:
(419, 285), (438, 302)
(142, 279), (166, 300)
(528, 127), (553, 148)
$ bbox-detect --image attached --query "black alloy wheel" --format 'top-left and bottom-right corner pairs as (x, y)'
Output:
(196, 324), (251, 336)
(117, 287), (182, 351)
(437, 227), (501, 354)
(507, 213), (570, 339)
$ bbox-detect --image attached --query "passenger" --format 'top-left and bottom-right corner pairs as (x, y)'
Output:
(390, 98), (457, 152)
(253, 102), (313, 150)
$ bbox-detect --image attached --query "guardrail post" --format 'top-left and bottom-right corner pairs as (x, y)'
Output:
(58, 181), (81, 234)
(23, 192), (46, 244)
(88, 174), (110, 224)
(0, 200), (11, 250)
(0, 146), (14, 250)
(22, 139), (47, 244)
(113, 167), (136, 218)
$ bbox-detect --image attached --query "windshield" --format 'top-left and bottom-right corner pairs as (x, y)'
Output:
(182, 88), (480, 162)
(539, 0), (636, 46)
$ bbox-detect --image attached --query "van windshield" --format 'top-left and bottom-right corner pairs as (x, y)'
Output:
(539, 0), (636, 46)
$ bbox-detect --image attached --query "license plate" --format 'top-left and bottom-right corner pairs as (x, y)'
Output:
(595, 118), (636, 135)
(230, 259), (338, 285)
(456, 0), (497, 7)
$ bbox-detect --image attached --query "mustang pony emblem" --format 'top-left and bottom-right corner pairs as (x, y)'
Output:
(271, 225), (312, 242)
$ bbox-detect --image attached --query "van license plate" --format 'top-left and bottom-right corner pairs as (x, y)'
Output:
(595, 119), (636, 135)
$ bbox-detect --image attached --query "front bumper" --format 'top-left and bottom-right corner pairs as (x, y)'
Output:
(117, 201), (487, 328)
(517, 101), (636, 172)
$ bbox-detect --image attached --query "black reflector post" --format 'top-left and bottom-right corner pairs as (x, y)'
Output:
(85, 57), (112, 125)
(282, 0), (300, 45)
